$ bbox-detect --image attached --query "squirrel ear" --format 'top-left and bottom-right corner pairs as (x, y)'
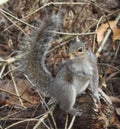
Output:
(84, 42), (91, 50)
(84, 42), (89, 49)
(76, 36), (80, 42)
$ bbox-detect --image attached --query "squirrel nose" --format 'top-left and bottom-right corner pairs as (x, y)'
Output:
(68, 53), (74, 59)
(68, 52), (78, 59)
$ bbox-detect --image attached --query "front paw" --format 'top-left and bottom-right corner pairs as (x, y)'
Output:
(69, 108), (83, 116)
(94, 93), (100, 104)
(75, 108), (83, 116)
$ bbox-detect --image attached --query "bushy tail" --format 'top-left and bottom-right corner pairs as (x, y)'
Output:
(25, 15), (61, 95)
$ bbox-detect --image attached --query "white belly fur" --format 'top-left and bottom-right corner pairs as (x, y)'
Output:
(73, 76), (90, 95)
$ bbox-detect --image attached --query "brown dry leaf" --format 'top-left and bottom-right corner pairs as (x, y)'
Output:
(16, 79), (39, 106)
(116, 108), (120, 116)
(109, 96), (120, 104)
(0, 79), (39, 107)
(0, 80), (13, 99)
(96, 20), (120, 48)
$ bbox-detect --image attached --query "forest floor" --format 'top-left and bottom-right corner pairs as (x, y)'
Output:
(0, 0), (120, 129)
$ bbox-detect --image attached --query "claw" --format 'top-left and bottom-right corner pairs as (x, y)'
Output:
(75, 109), (83, 116)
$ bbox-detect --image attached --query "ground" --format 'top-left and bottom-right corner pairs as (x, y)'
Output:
(0, 0), (120, 129)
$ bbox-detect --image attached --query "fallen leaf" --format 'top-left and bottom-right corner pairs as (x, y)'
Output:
(96, 20), (120, 49)
(116, 108), (120, 116)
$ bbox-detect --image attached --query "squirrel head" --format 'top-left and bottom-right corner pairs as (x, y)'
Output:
(68, 41), (87, 60)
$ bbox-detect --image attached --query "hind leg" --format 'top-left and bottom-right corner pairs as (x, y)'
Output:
(59, 87), (82, 116)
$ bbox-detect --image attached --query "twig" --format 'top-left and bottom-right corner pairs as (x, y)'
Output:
(0, 54), (25, 65)
(90, 1), (110, 13)
(24, 74), (57, 129)
(64, 114), (68, 129)
(0, 2), (88, 32)
(33, 114), (50, 129)
(109, 96), (120, 104)
(112, 37), (120, 60)
(38, 93), (57, 129)
(98, 63), (120, 72)
(115, 13), (120, 24)
(0, 9), (36, 29)
(50, 31), (95, 36)
(93, 15), (105, 52)
(9, 65), (24, 107)
(106, 71), (120, 81)
(0, 63), (7, 79)
(68, 115), (76, 129)
(96, 28), (112, 56)
(96, 13), (120, 56)
(99, 88), (112, 105)
(48, 23), (98, 53)
(2, 66), (21, 78)
(0, 10), (30, 39)
(25, 2), (89, 18)
(0, 88), (35, 105)
(49, 11), (119, 53)
(0, 108), (32, 121)
(5, 118), (38, 129)
(49, 111), (58, 129)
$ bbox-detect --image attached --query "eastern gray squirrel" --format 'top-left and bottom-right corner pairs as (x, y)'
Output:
(25, 14), (99, 116)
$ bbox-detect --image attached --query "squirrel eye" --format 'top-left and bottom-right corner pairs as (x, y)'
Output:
(78, 47), (83, 52)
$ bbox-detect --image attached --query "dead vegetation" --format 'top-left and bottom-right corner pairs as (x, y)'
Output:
(0, 0), (120, 129)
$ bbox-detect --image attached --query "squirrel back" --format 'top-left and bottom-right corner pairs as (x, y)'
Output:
(25, 15), (61, 94)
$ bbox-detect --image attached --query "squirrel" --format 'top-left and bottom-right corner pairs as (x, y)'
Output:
(25, 14), (99, 116)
